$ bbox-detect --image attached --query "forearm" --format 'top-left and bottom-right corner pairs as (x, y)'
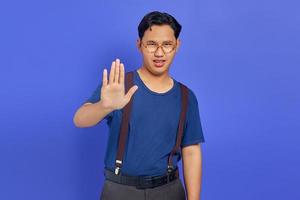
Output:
(182, 144), (203, 200)
(73, 101), (113, 127)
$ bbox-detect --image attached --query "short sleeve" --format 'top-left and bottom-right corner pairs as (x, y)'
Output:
(84, 82), (114, 122)
(84, 83), (102, 104)
(181, 89), (205, 147)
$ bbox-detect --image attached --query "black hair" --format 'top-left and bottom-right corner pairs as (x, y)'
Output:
(138, 11), (182, 39)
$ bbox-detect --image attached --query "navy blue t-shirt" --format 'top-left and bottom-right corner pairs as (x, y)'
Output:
(84, 69), (205, 176)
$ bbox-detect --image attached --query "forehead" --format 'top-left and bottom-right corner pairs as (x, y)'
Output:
(143, 24), (176, 42)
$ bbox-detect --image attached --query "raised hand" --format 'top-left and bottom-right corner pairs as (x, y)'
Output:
(100, 58), (138, 110)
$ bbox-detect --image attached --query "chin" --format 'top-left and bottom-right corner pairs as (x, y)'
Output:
(151, 65), (170, 75)
(143, 61), (170, 75)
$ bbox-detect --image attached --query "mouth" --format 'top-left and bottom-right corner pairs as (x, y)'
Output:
(153, 59), (166, 68)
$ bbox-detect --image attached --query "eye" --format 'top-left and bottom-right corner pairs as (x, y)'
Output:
(147, 42), (158, 48)
(163, 43), (173, 46)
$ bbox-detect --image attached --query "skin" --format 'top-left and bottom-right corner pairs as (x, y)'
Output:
(182, 143), (203, 200)
(73, 59), (138, 127)
(136, 24), (180, 92)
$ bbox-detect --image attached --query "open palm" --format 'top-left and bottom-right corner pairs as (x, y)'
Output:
(100, 58), (138, 110)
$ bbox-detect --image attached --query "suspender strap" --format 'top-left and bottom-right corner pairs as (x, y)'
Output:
(114, 71), (134, 175)
(167, 83), (189, 173)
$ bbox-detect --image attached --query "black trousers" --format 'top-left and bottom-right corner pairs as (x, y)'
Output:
(100, 177), (186, 200)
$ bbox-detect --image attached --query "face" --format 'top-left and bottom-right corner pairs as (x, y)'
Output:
(137, 24), (180, 76)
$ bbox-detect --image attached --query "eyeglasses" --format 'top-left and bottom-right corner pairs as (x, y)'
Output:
(141, 41), (177, 54)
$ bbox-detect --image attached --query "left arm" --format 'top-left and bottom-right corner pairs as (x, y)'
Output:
(182, 143), (203, 200)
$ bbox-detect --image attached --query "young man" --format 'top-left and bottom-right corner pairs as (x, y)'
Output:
(73, 11), (205, 200)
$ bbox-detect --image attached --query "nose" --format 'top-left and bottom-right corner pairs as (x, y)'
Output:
(154, 46), (164, 57)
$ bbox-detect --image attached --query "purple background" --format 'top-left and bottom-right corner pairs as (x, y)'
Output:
(1, 0), (299, 199)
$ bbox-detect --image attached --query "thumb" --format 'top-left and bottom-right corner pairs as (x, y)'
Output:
(125, 85), (138, 101)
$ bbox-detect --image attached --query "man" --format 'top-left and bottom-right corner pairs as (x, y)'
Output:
(73, 11), (205, 200)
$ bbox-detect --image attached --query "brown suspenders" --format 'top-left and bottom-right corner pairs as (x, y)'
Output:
(114, 71), (189, 176)
(114, 71), (135, 175)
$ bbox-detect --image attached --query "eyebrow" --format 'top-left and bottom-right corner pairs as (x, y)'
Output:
(146, 40), (174, 43)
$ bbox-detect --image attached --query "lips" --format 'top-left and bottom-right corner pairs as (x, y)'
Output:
(153, 59), (166, 67)
(153, 59), (166, 63)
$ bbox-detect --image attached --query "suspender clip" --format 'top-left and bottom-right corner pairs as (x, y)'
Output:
(167, 165), (174, 174)
(114, 166), (120, 175)
(115, 160), (122, 175)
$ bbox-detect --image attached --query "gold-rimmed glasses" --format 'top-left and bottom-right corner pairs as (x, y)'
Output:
(141, 40), (177, 54)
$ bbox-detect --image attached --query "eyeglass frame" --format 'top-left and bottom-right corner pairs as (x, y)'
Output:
(140, 40), (178, 54)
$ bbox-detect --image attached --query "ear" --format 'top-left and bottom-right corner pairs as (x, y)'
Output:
(136, 39), (142, 52)
(175, 38), (181, 52)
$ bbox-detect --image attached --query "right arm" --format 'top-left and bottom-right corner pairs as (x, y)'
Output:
(73, 58), (138, 128)
(73, 101), (113, 128)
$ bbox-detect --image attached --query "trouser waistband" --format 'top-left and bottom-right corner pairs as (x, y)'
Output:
(104, 167), (179, 189)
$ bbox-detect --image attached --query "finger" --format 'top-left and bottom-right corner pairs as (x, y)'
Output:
(125, 85), (138, 100)
(119, 63), (125, 85)
(114, 58), (120, 83)
(109, 61), (115, 84)
(115, 61), (120, 84)
(102, 68), (107, 86)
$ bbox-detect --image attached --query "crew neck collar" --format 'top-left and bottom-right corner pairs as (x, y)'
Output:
(134, 69), (177, 96)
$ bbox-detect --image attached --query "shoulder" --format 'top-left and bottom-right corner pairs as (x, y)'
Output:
(177, 82), (198, 106)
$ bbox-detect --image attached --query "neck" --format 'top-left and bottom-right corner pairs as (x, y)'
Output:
(137, 66), (172, 85)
